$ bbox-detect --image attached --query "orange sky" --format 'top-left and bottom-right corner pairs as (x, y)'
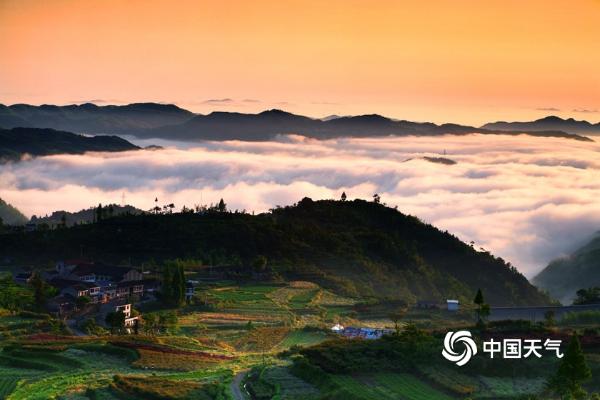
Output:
(0, 0), (598, 125)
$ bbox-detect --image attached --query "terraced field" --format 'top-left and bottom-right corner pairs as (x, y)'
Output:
(0, 340), (235, 399)
(261, 366), (320, 399)
(0, 377), (18, 400)
(330, 373), (455, 400)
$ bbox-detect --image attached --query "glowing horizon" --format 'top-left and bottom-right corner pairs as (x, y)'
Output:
(1, 0), (598, 126)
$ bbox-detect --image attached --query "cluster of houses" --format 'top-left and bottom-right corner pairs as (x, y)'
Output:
(331, 324), (394, 340)
(416, 299), (460, 311)
(15, 260), (160, 319)
(330, 299), (461, 341)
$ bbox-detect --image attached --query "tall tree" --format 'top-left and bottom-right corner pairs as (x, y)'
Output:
(473, 288), (486, 322)
(340, 192), (347, 201)
(105, 311), (125, 334)
(548, 334), (591, 399)
(29, 271), (46, 310)
(217, 198), (227, 213)
(162, 264), (173, 304)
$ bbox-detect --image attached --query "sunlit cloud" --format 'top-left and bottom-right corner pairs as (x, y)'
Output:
(2, 134), (600, 277)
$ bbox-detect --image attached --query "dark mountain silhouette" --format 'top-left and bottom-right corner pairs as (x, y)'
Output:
(30, 204), (142, 227)
(0, 198), (27, 226)
(0, 198), (552, 306)
(482, 116), (600, 136)
(533, 233), (600, 304)
(0, 102), (193, 135)
(0, 127), (139, 162)
(147, 109), (591, 142)
(0, 103), (592, 142)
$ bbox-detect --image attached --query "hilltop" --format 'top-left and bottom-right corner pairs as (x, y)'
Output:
(534, 233), (600, 304)
(0, 127), (139, 162)
(0, 198), (551, 306)
(482, 115), (600, 136)
(29, 203), (143, 227)
(0, 102), (193, 135)
(0, 198), (27, 225)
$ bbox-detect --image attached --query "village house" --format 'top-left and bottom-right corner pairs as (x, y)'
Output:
(337, 326), (394, 340)
(108, 303), (139, 331)
(43, 261), (149, 318)
(447, 299), (460, 311)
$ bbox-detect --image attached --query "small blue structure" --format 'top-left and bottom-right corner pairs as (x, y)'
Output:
(447, 299), (459, 311)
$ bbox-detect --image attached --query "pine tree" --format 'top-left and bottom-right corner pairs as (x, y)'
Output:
(341, 192), (347, 201)
(29, 271), (46, 310)
(218, 198), (227, 213)
(172, 265), (185, 306)
(548, 334), (591, 399)
(474, 288), (485, 322)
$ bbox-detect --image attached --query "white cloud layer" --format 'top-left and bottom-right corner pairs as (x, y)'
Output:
(2, 133), (600, 277)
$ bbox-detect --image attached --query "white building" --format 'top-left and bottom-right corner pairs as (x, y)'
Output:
(447, 299), (459, 311)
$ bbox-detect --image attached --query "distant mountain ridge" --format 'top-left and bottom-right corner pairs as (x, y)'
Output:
(482, 116), (600, 136)
(0, 127), (139, 162)
(0, 102), (193, 135)
(533, 233), (600, 304)
(0, 103), (593, 142)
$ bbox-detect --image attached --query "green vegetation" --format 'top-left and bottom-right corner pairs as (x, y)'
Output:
(534, 234), (600, 303)
(161, 261), (187, 307)
(328, 373), (454, 400)
(560, 311), (600, 326)
(0, 198), (551, 306)
(0, 377), (19, 399)
(0, 199), (27, 226)
(574, 287), (600, 305)
(548, 335), (592, 399)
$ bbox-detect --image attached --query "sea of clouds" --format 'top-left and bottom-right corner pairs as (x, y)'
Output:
(2, 133), (600, 277)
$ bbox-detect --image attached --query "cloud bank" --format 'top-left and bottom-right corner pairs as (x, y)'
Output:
(2, 134), (600, 277)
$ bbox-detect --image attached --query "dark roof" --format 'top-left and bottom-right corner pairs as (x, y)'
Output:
(141, 279), (160, 288)
(49, 278), (99, 290)
(70, 263), (138, 281)
(116, 280), (144, 288)
(15, 272), (33, 280)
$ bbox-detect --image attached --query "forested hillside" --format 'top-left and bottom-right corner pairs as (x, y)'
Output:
(0, 198), (27, 225)
(534, 233), (600, 303)
(0, 198), (551, 306)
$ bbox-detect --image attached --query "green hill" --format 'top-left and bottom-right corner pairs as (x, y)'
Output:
(533, 233), (600, 304)
(0, 198), (551, 306)
(0, 198), (27, 226)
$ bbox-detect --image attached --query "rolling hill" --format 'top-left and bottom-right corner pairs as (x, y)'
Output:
(0, 198), (551, 306)
(0, 103), (592, 142)
(533, 233), (600, 304)
(0, 127), (140, 162)
(482, 116), (600, 136)
(0, 102), (193, 135)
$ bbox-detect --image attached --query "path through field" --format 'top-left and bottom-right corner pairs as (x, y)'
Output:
(230, 370), (249, 400)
